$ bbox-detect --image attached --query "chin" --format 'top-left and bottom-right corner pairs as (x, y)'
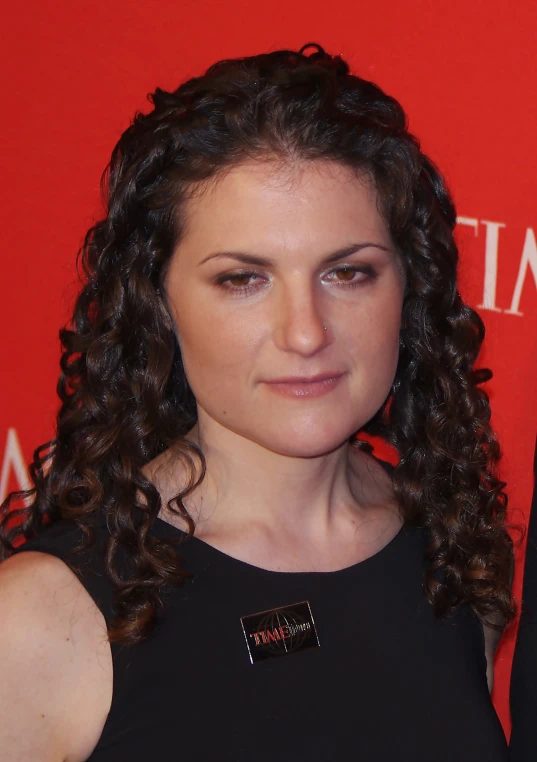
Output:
(256, 425), (361, 459)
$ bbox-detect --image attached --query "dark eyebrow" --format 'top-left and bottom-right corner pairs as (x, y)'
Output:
(198, 242), (390, 268)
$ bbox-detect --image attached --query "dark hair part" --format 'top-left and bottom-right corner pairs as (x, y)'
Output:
(1, 42), (516, 643)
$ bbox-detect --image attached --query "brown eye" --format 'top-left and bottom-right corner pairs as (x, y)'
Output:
(335, 266), (356, 281)
(215, 265), (375, 297)
(227, 274), (255, 288)
(216, 270), (266, 295)
(326, 265), (375, 287)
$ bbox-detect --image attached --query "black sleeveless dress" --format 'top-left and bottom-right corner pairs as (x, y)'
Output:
(12, 458), (508, 761)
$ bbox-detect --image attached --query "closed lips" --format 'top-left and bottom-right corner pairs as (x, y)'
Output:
(265, 373), (344, 383)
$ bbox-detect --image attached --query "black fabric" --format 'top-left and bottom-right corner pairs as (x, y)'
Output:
(509, 434), (537, 760)
(13, 457), (508, 761)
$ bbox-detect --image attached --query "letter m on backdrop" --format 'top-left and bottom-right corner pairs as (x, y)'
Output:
(0, 428), (31, 505)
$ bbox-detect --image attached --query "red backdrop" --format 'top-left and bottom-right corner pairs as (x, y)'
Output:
(2, 0), (536, 737)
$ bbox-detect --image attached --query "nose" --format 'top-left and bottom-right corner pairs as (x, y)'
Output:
(273, 282), (330, 356)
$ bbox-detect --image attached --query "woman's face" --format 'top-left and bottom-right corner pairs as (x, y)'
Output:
(164, 158), (406, 458)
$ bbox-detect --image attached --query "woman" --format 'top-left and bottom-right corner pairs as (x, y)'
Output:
(0, 43), (514, 761)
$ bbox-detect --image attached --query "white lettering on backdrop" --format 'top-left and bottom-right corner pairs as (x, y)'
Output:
(0, 428), (31, 504)
(457, 217), (537, 316)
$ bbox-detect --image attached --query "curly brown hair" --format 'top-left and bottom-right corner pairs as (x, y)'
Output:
(0, 42), (516, 644)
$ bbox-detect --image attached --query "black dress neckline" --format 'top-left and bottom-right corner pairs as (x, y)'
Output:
(151, 511), (408, 577)
(148, 455), (407, 577)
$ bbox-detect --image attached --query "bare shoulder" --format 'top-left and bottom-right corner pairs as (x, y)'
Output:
(0, 550), (113, 762)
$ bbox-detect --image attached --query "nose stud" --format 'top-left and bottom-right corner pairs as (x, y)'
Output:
(323, 326), (327, 331)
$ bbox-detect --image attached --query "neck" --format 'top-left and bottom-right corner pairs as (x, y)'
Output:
(152, 417), (393, 544)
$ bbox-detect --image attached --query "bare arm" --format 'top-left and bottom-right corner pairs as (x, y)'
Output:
(483, 553), (514, 693)
(0, 551), (113, 762)
(483, 617), (503, 693)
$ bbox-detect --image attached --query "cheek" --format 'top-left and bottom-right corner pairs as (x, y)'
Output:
(344, 292), (402, 350)
(341, 299), (402, 390)
(174, 300), (259, 391)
